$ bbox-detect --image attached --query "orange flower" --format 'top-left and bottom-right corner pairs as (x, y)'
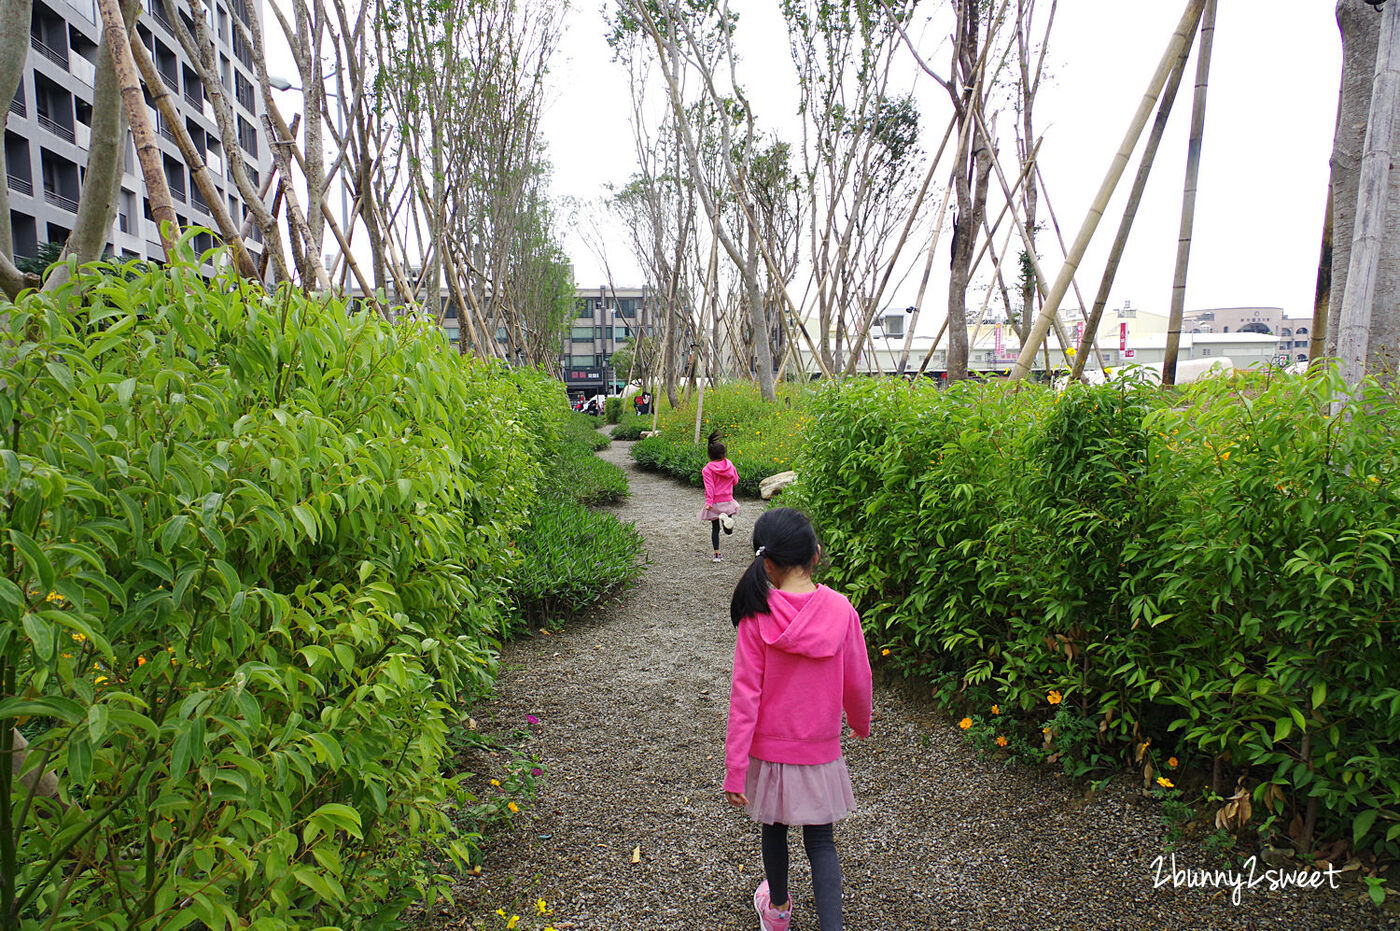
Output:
(1167, 757), (1179, 768)
(881, 648), (891, 657)
(991, 705), (1000, 715)
(1047, 690), (1063, 705)
(958, 717), (973, 730)
(137, 656), (147, 666)
(995, 736), (1008, 747)
(1156, 776), (1174, 789)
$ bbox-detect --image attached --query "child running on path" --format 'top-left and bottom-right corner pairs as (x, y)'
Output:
(697, 431), (740, 562)
(724, 508), (873, 931)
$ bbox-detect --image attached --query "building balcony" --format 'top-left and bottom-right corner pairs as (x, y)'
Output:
(70, 55), (96, 86)
(7, 174), (33, 197)
(190, 188), (207, 212)
(8, 97), (24, 118)
(30, 36), (69, 70)
(159, 70), (178, 92)
(170, 186), (186, 203)
(37, 113), (76, 144)
(44, 189), (79, 213)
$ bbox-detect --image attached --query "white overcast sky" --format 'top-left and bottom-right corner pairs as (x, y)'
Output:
(542, 1), (1343, 323)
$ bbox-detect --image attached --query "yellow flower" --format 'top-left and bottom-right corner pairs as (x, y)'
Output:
(991, 705), (1000, 715)
(1368, 475), (1381, 484)
(1168, 757), (1179, 768)
(1047, 690), (1063, 705)
(958, 717), (973, 730)
(71, 632), (87, 643)
(95, 675), (108, 685)
(490, 779), (501, 787)
(505, 917), (520, 929)
(508, 802), (519, 813)
(995, 736), (1008, 747)
(1220, 451), (1231, 461)
(536, 899), (551, 916)
(880, 648), (891, 657)
(1042, 727), (1050, 734)
(1157, 776), (1174, 789)
(45, 591), (65, 603)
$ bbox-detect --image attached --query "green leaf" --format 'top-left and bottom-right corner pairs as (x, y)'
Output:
(22, 613), (55, 662)
(0, 696), (85, 723)
(10, 530), (55, 593)
(290, 505), (319, 542)
(1354, 808), (1379, 848)
(1273, 717), (1293, 743)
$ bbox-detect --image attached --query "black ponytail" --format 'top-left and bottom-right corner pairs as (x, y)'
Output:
(707, 429), (727, 462)
(730, 507), (820, 626)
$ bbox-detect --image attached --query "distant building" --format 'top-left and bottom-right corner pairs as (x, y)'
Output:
(8, 0), (273, 263)
(1183, 306), (1283, 336)
(1276, 314), (1315, 363)
(562, 286), (655, 396)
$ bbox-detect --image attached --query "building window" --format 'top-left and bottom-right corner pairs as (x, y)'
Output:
(1200, 348), (1213, 357)
(236, 115), (257, 155)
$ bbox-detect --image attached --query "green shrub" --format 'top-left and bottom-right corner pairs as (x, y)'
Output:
(507, 403), (641, 633)
(605, 396), (622, 424)
(610, 418), (650, 441)
(538, 443), (629, 507)
(508, 497), (645, 628)
(0, 255), (542, 928)
(628, 383), (809, 496)
(792, 370), (1400, 859)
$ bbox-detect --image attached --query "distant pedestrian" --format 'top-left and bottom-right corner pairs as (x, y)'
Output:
(697, 430), (739, 562)
(725, 507), (872, 931)
(633, 392), (646, 417)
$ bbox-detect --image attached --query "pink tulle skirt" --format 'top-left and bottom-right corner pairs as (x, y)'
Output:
(697, 499), (740, 521)
(743, 756), (856, 826)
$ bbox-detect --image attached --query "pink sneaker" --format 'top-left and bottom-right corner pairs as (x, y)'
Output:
(753, 880), (792, 931)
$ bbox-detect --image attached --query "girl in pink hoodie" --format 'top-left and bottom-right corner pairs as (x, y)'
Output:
(725, 508), (872, 931)
(697, 431), (740, 562)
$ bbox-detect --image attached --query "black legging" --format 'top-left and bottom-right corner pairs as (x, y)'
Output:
(711, 519), (721, 551)
(761, 822), (841, 929)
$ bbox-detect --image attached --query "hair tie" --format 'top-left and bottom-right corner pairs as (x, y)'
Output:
(755, 546), (766, 558)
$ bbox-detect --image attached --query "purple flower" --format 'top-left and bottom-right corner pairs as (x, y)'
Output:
(527, 715), (539, 726)
(531, 768), (543, 777)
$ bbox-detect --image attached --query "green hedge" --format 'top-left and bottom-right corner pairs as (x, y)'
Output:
(609, 418), (651, 441)
(629, 383), (809, 497)
(0, 256), (558, 928)
(510, 410), (641, 630)
(789, 372), (1400, 857)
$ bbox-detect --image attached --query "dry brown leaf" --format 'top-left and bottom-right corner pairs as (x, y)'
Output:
(630, 846), (640, 864)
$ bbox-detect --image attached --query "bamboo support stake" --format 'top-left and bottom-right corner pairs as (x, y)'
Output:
(1009, 0), (1207, 380)
(1336, 0), (1400, 391)
(130, 37), (257, 279)
(1069, 48), (1192, 382)
(1162, 0), (1218, 386)
(96, 0), (177, 258)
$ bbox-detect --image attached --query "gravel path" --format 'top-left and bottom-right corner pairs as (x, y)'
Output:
(434, 438), (1396, 931)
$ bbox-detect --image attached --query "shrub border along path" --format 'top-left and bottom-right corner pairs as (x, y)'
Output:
(428, 440), (1394, 930)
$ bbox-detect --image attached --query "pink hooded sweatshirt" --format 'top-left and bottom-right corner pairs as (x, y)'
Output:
(702, 458), (739, 507)
(724, 585), (873, 793)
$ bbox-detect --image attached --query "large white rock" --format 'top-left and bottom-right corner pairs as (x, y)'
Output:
(760, 471), (798, 500)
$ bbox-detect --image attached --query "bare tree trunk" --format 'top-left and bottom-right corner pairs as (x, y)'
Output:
(1329, 0), (1382, 358)
(1162, 0), (1218, 386)
(1309, 186), (1334, 370)
(97, 0), (177, 258)
(0, 0), (33, 264)
(128, 35), (258, 280)
(1336, 0), (1400, 387)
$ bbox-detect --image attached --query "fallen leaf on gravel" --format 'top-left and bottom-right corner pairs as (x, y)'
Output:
(631, 846), (641, 863)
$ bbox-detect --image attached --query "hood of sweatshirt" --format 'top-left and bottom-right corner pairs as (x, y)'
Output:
(756, 585), (847, 659)
(706, 459), (738, 482)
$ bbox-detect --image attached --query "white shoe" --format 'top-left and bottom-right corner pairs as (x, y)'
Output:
(719, 513), (735, 533)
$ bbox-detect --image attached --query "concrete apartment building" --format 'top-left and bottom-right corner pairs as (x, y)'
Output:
(563, 286), (654, 396)
(8, 0), (271, 264)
